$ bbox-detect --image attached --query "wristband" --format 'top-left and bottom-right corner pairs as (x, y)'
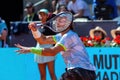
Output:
(30, 47), (43, 55)
(31, 30), (41, 38)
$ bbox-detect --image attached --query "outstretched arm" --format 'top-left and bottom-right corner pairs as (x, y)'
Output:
(14, 44), (31, 54)
(15, 22), (65, 56)
(15, 43), (65, 56)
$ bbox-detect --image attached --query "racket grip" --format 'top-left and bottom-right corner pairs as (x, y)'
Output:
(35, 23), (43, 28)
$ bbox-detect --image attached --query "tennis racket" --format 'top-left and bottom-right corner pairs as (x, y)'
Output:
(35, 11), (73, 33)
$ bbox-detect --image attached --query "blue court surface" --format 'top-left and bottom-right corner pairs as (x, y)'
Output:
(1, 48), (120, 80)
(0, 48), (66, 80)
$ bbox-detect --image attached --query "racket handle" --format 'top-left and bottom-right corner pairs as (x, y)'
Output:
(35, 23), (43, 28)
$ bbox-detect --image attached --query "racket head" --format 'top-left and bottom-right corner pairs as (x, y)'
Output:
(50, 11), (73, 33)
(34, 12), (73, 33)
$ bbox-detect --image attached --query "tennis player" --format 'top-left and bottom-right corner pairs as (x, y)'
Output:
(15, 12), (96, 80)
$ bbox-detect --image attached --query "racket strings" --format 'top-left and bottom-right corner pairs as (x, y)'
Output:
(52, 13), (72, 32)
(35, 12), (73, 33)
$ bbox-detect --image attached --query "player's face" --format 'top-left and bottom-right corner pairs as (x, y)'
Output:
(56, 17), (68, 28)
(53, 14), (72, 32)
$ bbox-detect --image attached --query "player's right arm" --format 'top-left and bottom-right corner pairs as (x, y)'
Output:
(28, 22), (56, 45)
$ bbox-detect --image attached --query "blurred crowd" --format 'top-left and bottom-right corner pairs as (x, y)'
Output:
(1, 0), (120, 48)
(23, 0), (120, 21)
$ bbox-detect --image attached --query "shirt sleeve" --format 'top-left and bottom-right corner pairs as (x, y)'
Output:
(55, 32), (74, 51)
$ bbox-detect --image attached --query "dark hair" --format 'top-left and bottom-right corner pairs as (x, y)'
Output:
(25, 2), (35, 12)
(25, 2), (33, 8)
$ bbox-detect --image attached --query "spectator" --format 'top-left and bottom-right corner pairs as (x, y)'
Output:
(93, 0), (114, 20)
(33, 9), (57, 80)
(67, 0), (92, 19)
(0, 17), (8, 47)
(53, 4), (68, 14)
(89, 26), (107, 39)
(116, 0), (120, 16)
(92, 0), (118, 20)
(110, 27), (120, 47)
(52, 0), (70, 12)
(23, 2), (39, 22)
(111, 27), (120, 39)
(89, 26), (110, 47)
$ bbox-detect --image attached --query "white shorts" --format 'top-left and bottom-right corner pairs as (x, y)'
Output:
(34, 43), (56, 63)
(34, 55), (56, 63)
